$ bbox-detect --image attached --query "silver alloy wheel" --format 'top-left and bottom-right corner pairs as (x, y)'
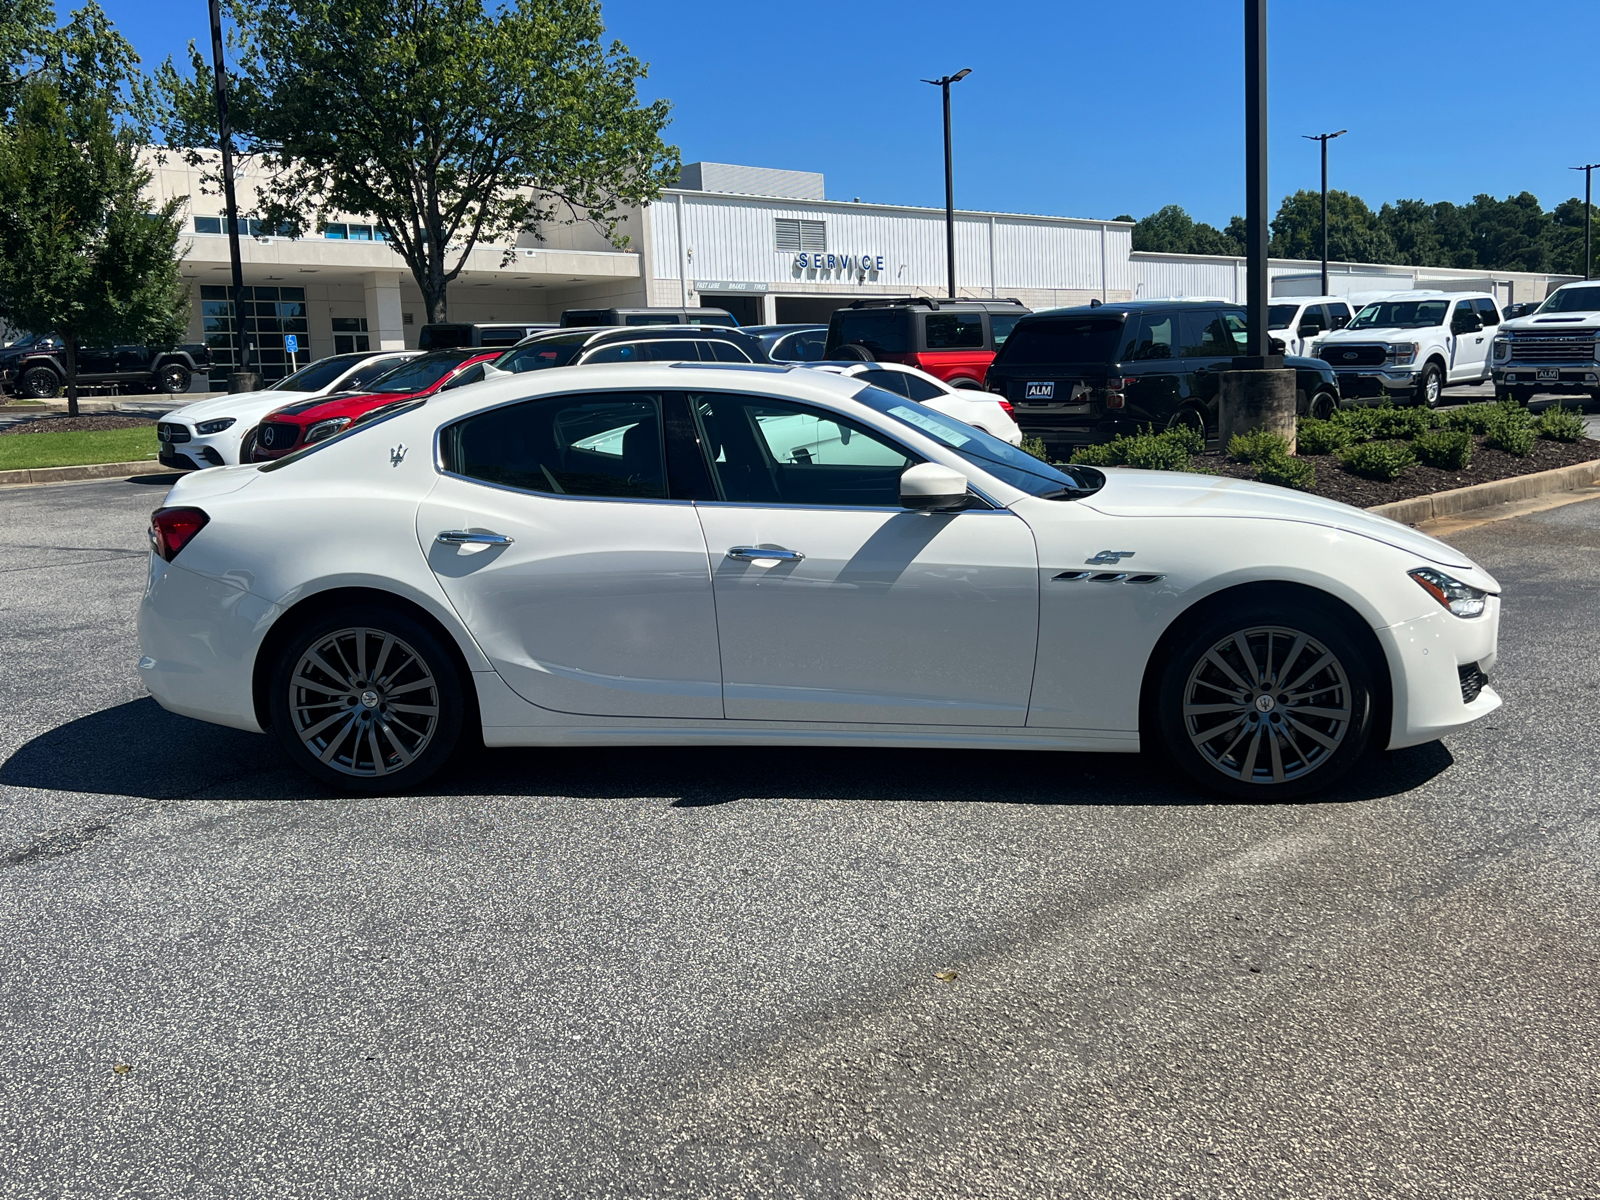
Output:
(1423, 368), (1441, 407)
(287, 627), (440, 777)
(1182, 624), (1352, 785)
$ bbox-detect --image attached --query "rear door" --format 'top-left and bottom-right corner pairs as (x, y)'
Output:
(1122, 310), (1182, 425)
(1449, 300), (1490, 381)
(1177, 308), (1236, 426)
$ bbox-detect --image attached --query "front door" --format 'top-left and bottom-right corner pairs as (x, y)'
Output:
(418, 389), (723, 719)
(685, 389), (1039, 725)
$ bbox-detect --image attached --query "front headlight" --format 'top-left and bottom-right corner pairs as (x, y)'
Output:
(305, 416), (352, 443)
(195, 417), (236, 435)
(1409, 567), (1488, 618)
(1386, 343), (1418, 366)
(1493, 339), (1511, 362)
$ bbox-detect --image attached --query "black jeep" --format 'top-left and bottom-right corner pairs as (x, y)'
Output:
(0, 334), (211, 398)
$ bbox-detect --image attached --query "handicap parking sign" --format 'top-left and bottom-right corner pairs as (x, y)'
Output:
(285, 334), (299, 354)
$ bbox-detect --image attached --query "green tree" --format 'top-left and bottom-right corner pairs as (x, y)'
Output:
(1269, 189), (1396, 265)
(1129, 204), (1243, 256)
(0, 82), (185, 414)
(1, 0), (150, 127)
(157, 0), (678, 323)
(1546, 196), (1599, 277)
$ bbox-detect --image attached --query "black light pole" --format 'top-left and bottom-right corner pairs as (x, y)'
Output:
(1571, 163), (1599, 280)
(921, 68), (971, 300)
(1243, 0), (1272, 362)
(208, 0), (252, 388)
(1302, 129), (1346, 295)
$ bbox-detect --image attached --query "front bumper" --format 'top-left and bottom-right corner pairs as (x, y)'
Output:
(1493, 365), (1599, 392)
(157, 424), (249, 468)
(1377, 597), (1501, 750)
(1331, 367), (1418, 400)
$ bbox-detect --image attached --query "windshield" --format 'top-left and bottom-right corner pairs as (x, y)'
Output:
(851, 385), (1103, 499)
(3, 331), (56, 349)
(1268, 305), (1299, 330)
(366, 353), (472, 394)
(270, 353), (366, 392)
(996, 317), (1123, 367)
(495, 335), (589, 373)
(1536, 285), (1600, 314)
(1348, 300), (1448, 330)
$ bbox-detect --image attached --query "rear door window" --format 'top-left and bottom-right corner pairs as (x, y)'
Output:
(642, 340), (705, 362)
(703, 340), (753, 363)
(1473, 298), (1501, 326)
(1327, 302), (1353, 327)
(923, 312), (984, 349)
(1128, 313), (1177, 361)
(584, 342), (648, 363)
(1299, 306), (1329, 334)
(989, 313), (1025, 348)
(1177, 310), (1235, 358)
(829, 309), (910, 356)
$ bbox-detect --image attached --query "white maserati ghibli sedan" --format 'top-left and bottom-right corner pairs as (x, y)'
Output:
(137, 362), (1502, 799)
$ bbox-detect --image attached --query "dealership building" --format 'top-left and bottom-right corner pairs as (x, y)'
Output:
(146, 156), (1577, 389)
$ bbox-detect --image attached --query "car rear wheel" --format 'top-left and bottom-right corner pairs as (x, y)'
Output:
(834, 343), (875, 362)
(157, 364), (191, 394)
(269, 607), (465, 793)
(1168, 406), (1207, 437)
(19, 366), (60, 399)
(1415, 363), (1443, 408)
(1156, 602), (1378, 799)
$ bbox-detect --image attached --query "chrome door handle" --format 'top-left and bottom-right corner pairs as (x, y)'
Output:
(436, 530), (514, 546)
(727, 546), (804, 561)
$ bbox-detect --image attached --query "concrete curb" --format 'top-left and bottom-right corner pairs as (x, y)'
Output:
(0, 459), (178, 488)
(1368, 458), (1600, 524)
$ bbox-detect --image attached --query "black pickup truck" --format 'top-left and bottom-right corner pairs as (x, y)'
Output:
(0, 334), (211, 398)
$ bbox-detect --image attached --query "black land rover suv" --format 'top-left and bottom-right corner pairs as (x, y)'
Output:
(986, 301), (1341, 455)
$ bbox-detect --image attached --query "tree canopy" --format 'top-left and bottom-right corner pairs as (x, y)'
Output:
(157, 0), (680, 323)
(1127, 189), (1598, 277)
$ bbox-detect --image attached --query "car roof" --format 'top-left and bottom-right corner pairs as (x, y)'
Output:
(513, 324), (761, 348)
(837, 297), (1028, 313)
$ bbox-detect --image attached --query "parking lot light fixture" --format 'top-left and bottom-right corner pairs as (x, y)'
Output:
(921, 68), (971, 300)
(1570, 163), (1599, 280)
(1302, 130), (1347, 296)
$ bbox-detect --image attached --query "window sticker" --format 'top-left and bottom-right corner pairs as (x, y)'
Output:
(888, 405), (970, 447)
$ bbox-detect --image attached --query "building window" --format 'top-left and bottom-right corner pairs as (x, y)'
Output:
(194, 216), (222, 235)
(194, 216), (292, 238)
(324, 222), (387, 241)
(331, 316), (371, 354)
(402, 312), (414, 325)
(197, 285), (310, 386)
(774, 218), (825, 254)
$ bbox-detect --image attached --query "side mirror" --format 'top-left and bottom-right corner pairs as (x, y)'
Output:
(900, 462), (971, 511)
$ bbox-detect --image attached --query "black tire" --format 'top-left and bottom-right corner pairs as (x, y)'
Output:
(156, 363), (191, 394)
(268, 605), (465, 794)
(238, 426), (258, 463)
(1155, 598), (1379, 800)
(834, 342), (875, 362)
(1308, 389), (1338, 421)
(19, 365), (60, 399)
(1414, 362), (1443, 409)
(1168, 405), (1207, 437)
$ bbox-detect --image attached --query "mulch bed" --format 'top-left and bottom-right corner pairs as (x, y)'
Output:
(0, 414), (156, 436)
(1195, 434), (1600, 508)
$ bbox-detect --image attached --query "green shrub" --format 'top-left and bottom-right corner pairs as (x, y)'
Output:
(1339, 440), (1416, 481)
(1327, 404), (1384, 441)
(1412, 429), (1473, 471)
(1227, 428), (1292, 464)
(1069, 425), (1200, 472)
(1253, 452), (1316, 491)
(1439, 403), (1501, 434)
(1485, 413), (1537, 456)
(1537, 404), (1588, 443)
(1369, 404), (1437, 439)
(1021, 435), (1052, 462)
(1295, 417), (1354, 456)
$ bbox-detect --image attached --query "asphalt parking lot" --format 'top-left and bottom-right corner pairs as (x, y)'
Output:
(1, 476), (1597, 1199)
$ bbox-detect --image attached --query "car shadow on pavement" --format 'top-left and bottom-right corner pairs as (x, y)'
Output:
(1, 697), (1454, 809)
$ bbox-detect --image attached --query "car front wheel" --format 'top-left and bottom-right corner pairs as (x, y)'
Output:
(1309, 389), (1338, 421)
(269, 607), (465, 793)
(19, 366), (60, 398)
(1415, 363), (1443, 408)
(1156, 601), (1378, 799)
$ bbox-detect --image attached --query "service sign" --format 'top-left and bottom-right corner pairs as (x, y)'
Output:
(795, 252), (885, 273)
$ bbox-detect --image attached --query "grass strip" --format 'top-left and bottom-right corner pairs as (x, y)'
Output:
(0, 426), (158, 470)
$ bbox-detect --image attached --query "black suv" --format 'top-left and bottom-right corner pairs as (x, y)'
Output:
(0, 334), (211, 398)
(823, 297), (1029, 389)
(492, 324), (770, 373)
(986, 301), (1341, 455)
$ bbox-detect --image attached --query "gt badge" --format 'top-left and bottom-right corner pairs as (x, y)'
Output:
(1087, 550), (1135, 565)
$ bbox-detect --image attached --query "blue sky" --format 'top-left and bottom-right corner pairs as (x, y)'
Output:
(101, 0), (1600, 226)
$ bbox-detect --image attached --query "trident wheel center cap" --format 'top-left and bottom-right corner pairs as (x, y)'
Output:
(1254, 694), (1277, 713)
(360, 689), (381, 710)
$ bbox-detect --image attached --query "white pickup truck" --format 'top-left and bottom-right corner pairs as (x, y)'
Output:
(1312, 290), (1502, 408)
(1490, 280), (1600, 406)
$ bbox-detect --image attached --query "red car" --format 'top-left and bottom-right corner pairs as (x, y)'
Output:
(250, 349), (499, 461)
(822, 297), (1029, 389)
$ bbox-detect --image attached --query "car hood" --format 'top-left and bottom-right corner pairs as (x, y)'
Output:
(165, 390), (315, 423)
(1318, 325), (1430, 342)
(1498, 313), (1600, 332)
(1079, 469), (1485, 574)
(264, 389), (420, 424)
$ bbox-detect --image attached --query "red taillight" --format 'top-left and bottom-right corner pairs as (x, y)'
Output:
(150, 507), (209, 562)
(997, 399), (1016, 418)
